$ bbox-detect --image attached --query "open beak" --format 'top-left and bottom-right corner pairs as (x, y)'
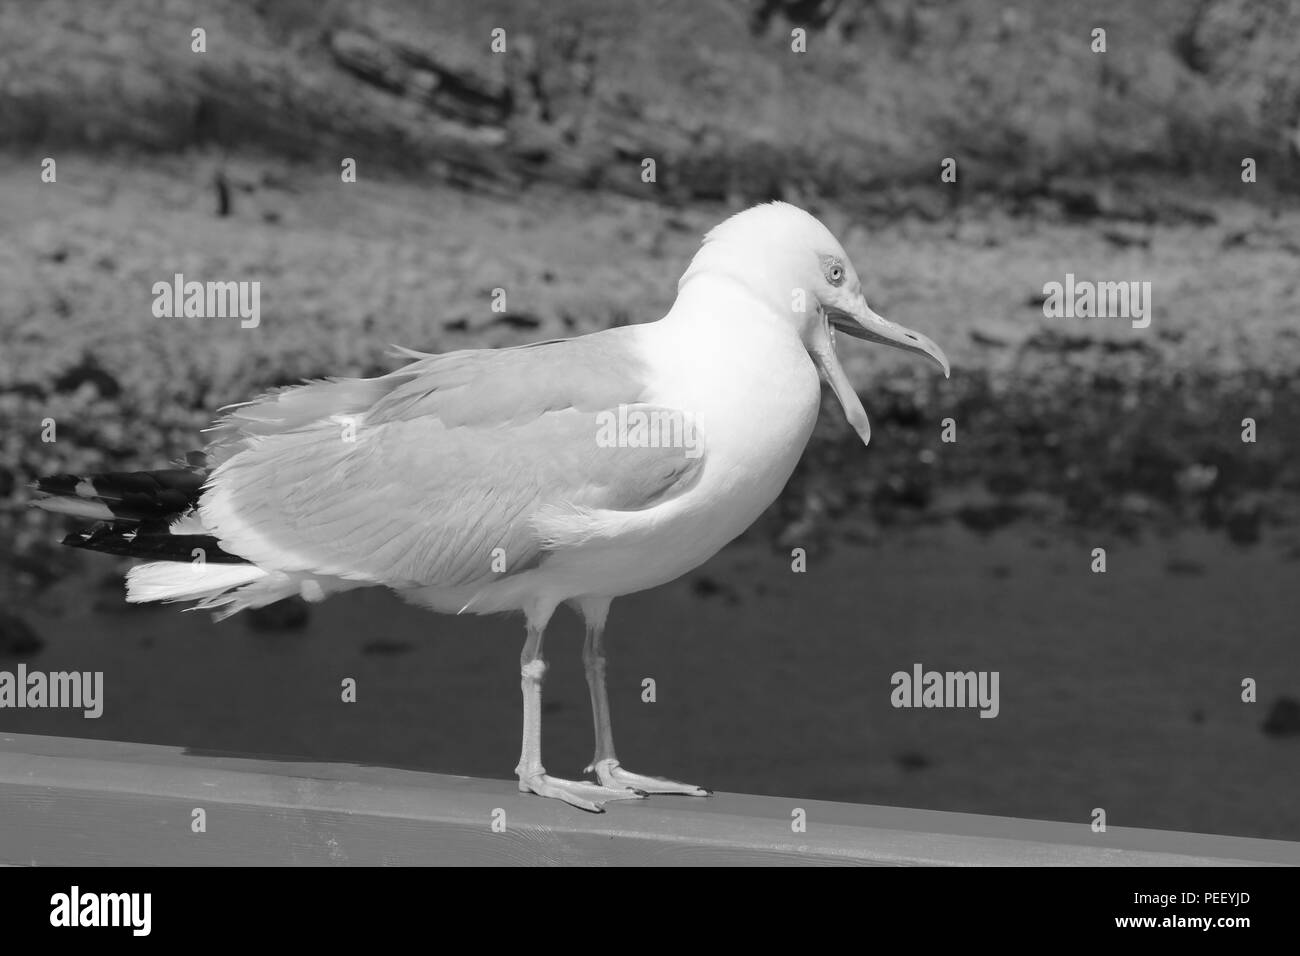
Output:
(811, 299), (950, 447)
(830, 301), (950, 378)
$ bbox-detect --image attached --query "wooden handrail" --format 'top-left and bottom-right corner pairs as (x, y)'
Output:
(1, 733), (1295, 866)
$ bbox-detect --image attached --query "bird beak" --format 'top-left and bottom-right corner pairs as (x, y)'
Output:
(810, 321), (873, 446)
(829, 299), (951, 379)
(812, 299), (950, 448)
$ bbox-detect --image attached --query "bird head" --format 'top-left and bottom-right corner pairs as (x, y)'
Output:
(680, 201), (950, 446)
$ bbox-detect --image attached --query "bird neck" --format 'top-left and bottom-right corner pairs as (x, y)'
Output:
(670, 251), (801, 335)
(655, 270), (809, 379)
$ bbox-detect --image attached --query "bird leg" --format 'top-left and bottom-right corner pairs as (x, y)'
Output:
(514, 611), (644, 813)
(581, 611), (710, 797)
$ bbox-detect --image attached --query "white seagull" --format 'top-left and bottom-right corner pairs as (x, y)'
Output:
(34, 202), (949, 811)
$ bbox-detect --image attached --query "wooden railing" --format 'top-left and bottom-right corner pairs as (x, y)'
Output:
(1, 733), (1295, 865)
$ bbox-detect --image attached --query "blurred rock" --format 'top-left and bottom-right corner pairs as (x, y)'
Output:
(491, 313), (542, 330)
(1102, 228), (1151, 249)
(361, 639), (414, 656)
(895, 750), (930, 771)
(1175, 464), (1218, 496)
(1120, 492), (1156, 517)
(54, 356), (121, 399)
(0, 611), (43, 657)
(1261, 697), (1300, 738)
(10, 543), (65, 593)
(956, 499), (1023, 534)
(1225, 497), (1264, 546)
(246, 597), (311, 632)
(986, 471), (1030, 498)
(691, 574), (740, 605)
(1164, 558), (1205, 576)
(969, 322), (1013, 347)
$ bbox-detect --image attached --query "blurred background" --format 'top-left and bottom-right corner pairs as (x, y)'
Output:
(1, 0), (1298, 840)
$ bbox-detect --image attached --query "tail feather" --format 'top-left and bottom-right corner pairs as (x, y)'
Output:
(128, 562), (348, 622)
(30, 496), (117, 522)
(33, 458), (346, 620)
(62, 523), (247, 563)
(126, 562), (269, 605)
(31, 462), (246, 565)
(192, 572), (323, 622)
(32, 468), (205, 522)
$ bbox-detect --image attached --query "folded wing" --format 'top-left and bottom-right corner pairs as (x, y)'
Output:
(199, 329), (704, 589)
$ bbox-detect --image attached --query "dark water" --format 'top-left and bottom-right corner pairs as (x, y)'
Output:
(2, 524), (1297, 841)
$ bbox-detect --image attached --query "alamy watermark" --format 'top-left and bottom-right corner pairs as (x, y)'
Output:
(595, 405), (702, 459)
(50, 886), (150, 936)
(1042, 273), (1151, 329)
(890, 663), (999, 718)
(0, 665), (103, 718)
(152, 273), (260, 328)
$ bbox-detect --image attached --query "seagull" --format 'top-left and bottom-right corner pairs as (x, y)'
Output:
(33, 202), (949, 811)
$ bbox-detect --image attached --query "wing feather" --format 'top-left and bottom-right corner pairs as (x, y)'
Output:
(199, 328), (704, 589)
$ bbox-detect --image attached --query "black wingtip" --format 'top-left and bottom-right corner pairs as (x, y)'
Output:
(29, 468), (206, 522)
(33, 473), (84, 497)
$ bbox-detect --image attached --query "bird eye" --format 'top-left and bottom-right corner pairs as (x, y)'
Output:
(826, 261), (844, 286)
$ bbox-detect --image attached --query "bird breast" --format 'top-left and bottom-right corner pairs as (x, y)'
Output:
(587, 311), (823, 587)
